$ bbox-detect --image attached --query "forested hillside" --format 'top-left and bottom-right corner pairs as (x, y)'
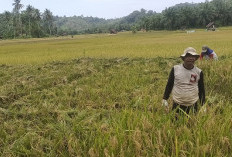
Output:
(54, 16), (118, 35)
(1, 0), (232, 39)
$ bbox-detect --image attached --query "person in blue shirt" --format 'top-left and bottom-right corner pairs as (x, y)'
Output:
(200, 45), (218, 60)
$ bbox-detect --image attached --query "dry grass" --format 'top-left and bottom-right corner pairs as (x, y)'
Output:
(0, 29), (232, 156)
(0, 28), (232, 64)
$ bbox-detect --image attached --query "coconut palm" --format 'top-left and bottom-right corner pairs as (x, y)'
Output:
(43, 9), (54, 36)
(12, 0), (24, 37)
(25, 5), (33, 36)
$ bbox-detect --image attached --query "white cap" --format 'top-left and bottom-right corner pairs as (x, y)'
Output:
(180, 47), (199, 59)
(202, 45), (208, 52)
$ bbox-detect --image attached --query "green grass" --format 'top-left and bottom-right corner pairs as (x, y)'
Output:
(0, 29), (232, 156)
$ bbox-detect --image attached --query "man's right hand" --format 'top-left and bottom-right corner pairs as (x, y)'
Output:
(162, 99), (168, 107)
(162, 99), (169, 112)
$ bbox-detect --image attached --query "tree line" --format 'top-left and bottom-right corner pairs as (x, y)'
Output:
(0, 0), (56, 39)
(55, 0), (232, 34)
(1, 0), (232, 39)
(112, 0), (232, 32)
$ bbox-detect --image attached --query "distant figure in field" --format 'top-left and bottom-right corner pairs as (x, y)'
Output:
(200, 45), (218, 60)
(162, 47), (205, 116)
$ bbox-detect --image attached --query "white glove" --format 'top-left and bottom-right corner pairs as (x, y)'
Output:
(200, 105), (207, 113)
(162, 99), (169, 107)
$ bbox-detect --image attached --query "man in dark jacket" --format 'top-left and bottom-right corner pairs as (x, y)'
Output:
(162, 47), (205, 114)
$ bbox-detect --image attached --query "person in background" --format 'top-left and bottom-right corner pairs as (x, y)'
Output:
(200, 45), (218, 60)
(162, 47), (205, 116)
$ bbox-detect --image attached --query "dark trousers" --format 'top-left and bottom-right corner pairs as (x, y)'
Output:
(172, 102), (198, 114)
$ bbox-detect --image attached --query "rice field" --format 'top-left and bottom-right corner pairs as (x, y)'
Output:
(0, 28), (232, 65)
(0, 28), (232, 156)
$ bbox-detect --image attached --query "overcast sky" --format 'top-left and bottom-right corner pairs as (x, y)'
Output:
(1, 0), (207, 19)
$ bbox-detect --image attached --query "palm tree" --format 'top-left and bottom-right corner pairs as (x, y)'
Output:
(12, 0), (24, 37)
(12, 0), (23, 14)
(43, 9), (54, 36)
(25, 5), (33, 36)
(4, 11), (14, 37)
(32, 9), (42, 37)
